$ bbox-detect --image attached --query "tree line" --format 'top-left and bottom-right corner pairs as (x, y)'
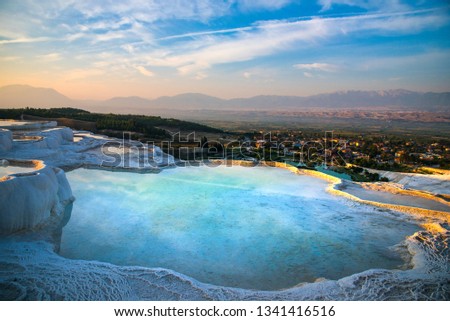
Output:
(0, 107), (223, 139)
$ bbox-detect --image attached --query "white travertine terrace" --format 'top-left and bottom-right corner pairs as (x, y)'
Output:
(0, 120), (448, 300)
(0, 160), (74, 234)
(1, 126), (74, 154)
(39, 127), (74, 149)
(0, 129), (12, 152)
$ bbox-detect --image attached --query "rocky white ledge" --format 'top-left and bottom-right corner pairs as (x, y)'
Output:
(0, 159), (74, 234)
(0, 126), (175, 171)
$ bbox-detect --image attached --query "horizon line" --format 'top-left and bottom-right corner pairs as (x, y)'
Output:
(1, 84), (449, 102)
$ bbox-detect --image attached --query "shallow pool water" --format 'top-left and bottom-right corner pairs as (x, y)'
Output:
(61, 166), (420, 290)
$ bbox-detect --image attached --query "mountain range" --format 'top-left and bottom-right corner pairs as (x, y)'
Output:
(0, 85), (449, 112)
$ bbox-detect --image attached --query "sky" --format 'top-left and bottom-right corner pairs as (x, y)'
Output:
(0, 0), (449, 100)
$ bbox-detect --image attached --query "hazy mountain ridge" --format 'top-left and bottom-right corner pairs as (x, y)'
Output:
(0, 84), (449, 111)
(0, 85), (76, 108)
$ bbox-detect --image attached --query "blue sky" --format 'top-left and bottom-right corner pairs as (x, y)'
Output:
(0, 0), (449, 99)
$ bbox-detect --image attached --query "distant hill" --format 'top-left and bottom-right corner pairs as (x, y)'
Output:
(153, 93), (226, 109)
(100, 96), (154, 109)
(226, 90), (450, 110)
(0, 85), (75, 108)
(0, 84), (449, 111)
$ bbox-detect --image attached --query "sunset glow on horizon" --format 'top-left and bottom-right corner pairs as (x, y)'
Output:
(0, 0), (449, 100)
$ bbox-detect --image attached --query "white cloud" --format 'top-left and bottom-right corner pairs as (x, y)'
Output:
(69, 0), (233, 23)
(303, 72), (313, 78)
(241, 68), (276, 81)
(0, 0), (233, 52)
(176, 62), (211, 75)
(0, 37), (50, 45)
(64, 68), (104, 81)
(158, 26), (254, 41)
(92, 61), (111, 68)
(194, 71), (208, 80)
(293, 63), (338, 72)
(0, 56), (21, 62)
(318, 0), (409, 12)
(94, 32), (125, 43)
(66, 33), (85, 42)
(88, 17), (133, 32)
(38, 53), (61, 62)
(237, 0), (293, 11)
(145, 18), (329, 74)
(0, 0), (447, 88)
(135, 65), (155, 77)
(143, 9), (446, 76)
(121, 44), (135, 53)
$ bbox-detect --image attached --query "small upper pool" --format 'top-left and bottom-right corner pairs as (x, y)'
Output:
(0, 164), (37, 178)
(61, 166), (420, 290)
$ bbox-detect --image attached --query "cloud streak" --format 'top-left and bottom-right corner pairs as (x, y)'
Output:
(318, 0), (409, 12)
(0, 37), (50, 45)
(237, 0), (293, 11)
(38, 53), (61, 62)
(142, 8), (448, 75)
(135, 65), (154, 77)
(294, 63), (338, 72)
(64, 68), (104, 81)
